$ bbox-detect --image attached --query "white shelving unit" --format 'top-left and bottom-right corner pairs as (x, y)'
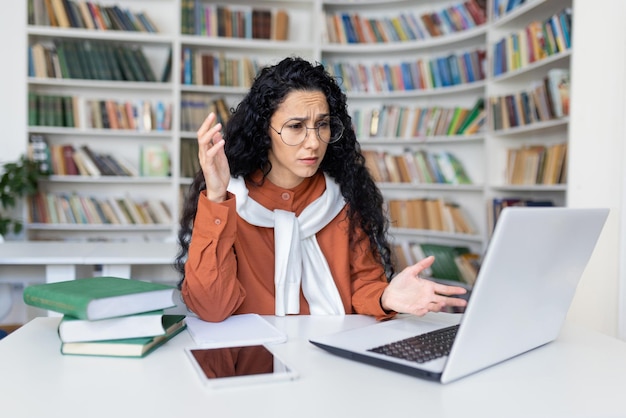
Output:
(23, 0), (318, 242)
(21, 0), (572, 254)
(484, 0), (572, 233)
(320, 0), (490, 264)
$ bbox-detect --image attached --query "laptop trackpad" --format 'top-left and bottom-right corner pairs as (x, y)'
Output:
(384, 312), (462, 334)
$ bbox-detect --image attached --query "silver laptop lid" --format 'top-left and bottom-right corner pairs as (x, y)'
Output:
(441, 207), (608, 383)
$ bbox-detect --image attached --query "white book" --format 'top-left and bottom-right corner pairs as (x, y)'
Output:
(72, 147), (101, 177)
(108, 197), (130, 224)
(58, 311), (171, 343)
(146, 199), (171, 224)
(185, 314), (287, 348)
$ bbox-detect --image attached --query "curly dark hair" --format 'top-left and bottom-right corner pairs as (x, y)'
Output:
(174, 56), (394, 286)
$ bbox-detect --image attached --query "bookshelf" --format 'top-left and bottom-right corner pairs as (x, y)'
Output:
(18, 0), (571, 258)
(22, 0), (316, 241)
(25, 0), (177, 241)
(484, 0), (572, 234)
(320, 0), (490, 277)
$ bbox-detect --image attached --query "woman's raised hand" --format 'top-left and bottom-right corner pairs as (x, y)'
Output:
(197, 112), (230, 202)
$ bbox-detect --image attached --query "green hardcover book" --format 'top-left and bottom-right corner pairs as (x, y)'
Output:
(73, 41), (95, 79)
(52, 95), (64, 127)
(60, 314), (186, 358)
(54, 41), (71, 79)
(64, 40), (86, 79)
(23, 276), (176, 320)
(100, 43), (122, 81)
(160, 47), (172, 82)
(28, 91), (38, 126)
(456, 97), (485, 134)
(113, 45), (138, 81)
(446, 107), (466, 135)
(44, 95), (56, 127)
(122, 46), (148, 81)
(80, 41), (101, 80)
(419, 244), (470, 282)
(443, 151), (472, 184)
(36, 94), (46, 126)
(86, 42), (105, 80)
(62, 96), (74, 127)
(131, 46), (157, 82)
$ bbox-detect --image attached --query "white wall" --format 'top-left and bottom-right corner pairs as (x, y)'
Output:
(0, 1), (27, 163)
(566, 0), (625, 338)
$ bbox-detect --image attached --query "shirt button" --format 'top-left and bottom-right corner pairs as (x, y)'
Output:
(214, 219), (221, 225)
(281, 192), (290, 201)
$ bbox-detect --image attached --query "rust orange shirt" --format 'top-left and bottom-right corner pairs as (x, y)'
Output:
(181, 171), (393, 322)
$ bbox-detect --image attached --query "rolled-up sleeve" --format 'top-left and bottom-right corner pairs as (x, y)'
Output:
(181, 191), (246, 322)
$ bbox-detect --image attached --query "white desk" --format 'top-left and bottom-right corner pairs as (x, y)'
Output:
(0, 241), (178, 282)
(1, 315), (626, 418)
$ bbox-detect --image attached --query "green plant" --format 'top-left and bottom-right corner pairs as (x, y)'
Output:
(0, 155), (47, 237)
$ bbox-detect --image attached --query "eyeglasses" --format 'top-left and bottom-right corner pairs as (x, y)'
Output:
(270, 116), (344, 146)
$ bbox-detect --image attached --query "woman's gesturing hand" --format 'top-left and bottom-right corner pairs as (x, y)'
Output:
(197, 112), (230, 203)
(381, 256), (468, 316)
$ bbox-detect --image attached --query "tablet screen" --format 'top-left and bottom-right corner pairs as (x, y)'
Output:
(186, 345), (298, 388)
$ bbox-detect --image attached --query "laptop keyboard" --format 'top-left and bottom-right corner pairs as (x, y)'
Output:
(367, 324), (459, 363)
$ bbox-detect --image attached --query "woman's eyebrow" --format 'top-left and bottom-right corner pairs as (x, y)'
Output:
(284, 113), (330, 122)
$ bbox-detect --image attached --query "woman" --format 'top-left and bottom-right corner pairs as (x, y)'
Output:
(175, 57), (467, 322)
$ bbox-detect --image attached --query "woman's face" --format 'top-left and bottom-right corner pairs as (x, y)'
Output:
(266, 90), (330, 189)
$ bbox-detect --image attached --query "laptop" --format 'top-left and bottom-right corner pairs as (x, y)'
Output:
(309, 207), (609, 384)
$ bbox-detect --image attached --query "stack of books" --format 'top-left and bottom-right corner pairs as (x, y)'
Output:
(23, 276), (186, 358)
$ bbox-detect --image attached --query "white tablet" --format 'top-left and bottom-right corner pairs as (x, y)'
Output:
(185, 345), (299, 388)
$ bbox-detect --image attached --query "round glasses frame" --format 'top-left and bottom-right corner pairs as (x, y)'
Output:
(269, 116), (344, 146)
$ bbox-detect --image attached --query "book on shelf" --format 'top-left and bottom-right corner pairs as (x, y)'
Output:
(325, 1), (486, 45)
(50, 0), (71, 28)
(33, 40), (161, 82)
(272, 9), (289, 41)
(28, 192), (172, 225)
(29, 0), (158, 31)
(454, 252), (481, 286)
(324, 48), (486, 94)
(456, 97), (485, 135)
(392, 242), (411, 271)
(58, 311), (180, 343)
(433, 151), (472, 185)
(491, 69), (570, 131)
(488, 198), (554, 236)
(505, 143), (567, 186)
(388, 197), (473, 234)
(251, 9), (272, 39)
(27, 93), (78, 128)
(492, 7), (571, 76)
(140, 145), (170, 177)
(180, 139), (201, 178)
(492, 0), (527, 20)
(27, 134), (52, 175)
(392, 242), (434, 276)
(419, 243), (477, 284)
(181, 2), (288, 40)
(365, 149), (472, 186)
(76, 1), (95, 29)
(546, 68), (570, 118)
(60, 314), (186, 358)
(23, 276), (176, 320)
